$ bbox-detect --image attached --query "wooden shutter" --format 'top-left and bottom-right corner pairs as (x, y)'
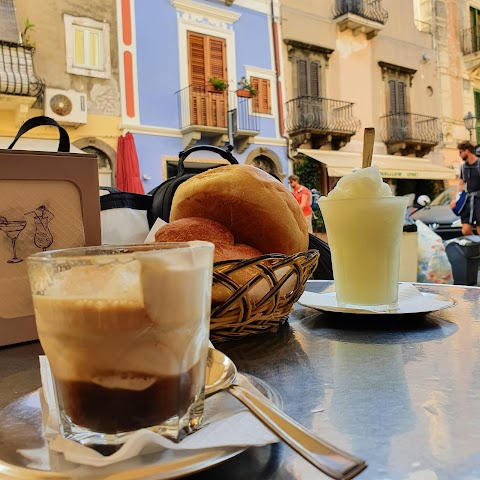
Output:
(397, 81), (406, 113)
(187, 32), (227, 127)
(475, 90), (480, 143)
(388, 79), (407, 114)
(0, 0), (20, 43)
(261, 79), (271, 113)
(388, 79), (397, 114)
(188, 32), (206, 90)
(252, 77), (260, 112)
(297, 59), (308, 97)
(251, 77), (271, 114)
(310, 61), (320, 97)
(207, 37), (226, 81)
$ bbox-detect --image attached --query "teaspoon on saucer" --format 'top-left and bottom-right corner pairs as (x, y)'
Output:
(205, 348), (367, 480)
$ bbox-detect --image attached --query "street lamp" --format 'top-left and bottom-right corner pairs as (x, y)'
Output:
(463, 111), (477, 143)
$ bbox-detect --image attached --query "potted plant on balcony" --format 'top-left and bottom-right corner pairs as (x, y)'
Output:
(207, 77), (228, 93)
(236, 77), (257, 98)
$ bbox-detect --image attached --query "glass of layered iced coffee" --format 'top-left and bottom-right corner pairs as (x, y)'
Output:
(27, 242), (214, 447)
(319, 166), (408, 312)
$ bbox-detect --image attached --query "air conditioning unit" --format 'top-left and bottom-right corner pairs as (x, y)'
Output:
(44, 88), (88, 126)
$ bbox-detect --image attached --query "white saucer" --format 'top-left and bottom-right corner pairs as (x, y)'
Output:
(299, 284), (455, 315)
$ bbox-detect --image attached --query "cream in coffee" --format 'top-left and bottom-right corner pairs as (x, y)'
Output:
(33, 252), (211, 434)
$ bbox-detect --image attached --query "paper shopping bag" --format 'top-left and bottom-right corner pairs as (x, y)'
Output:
(0, 116), (101, 346)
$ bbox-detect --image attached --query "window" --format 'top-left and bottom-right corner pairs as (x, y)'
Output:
(0, 0), (20, 43)
(470, 7), (480, 53)
(474, 90), (480, 144)
(251, 77), (271, 114)
(388, 79), (407, 114)
(64, 15), (111, 79)
(188, 31), (227, 90)
(187, 31), (227, 127)
(297, 59), (320, 97)
(187, 32), (228, 128)
(283, 40), (331, 99)
(73, 26), (102, 70)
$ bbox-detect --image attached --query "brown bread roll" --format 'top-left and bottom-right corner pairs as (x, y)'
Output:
(170, 164), (309, 255)
(213, 242), (263, 262)
(154, 217), (234, 245)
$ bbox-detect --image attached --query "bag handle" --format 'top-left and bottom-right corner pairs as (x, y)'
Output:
(8, 116), (70, 152)
(176, 145), (238, 177)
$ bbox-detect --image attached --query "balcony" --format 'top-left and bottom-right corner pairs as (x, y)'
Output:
(177, 86), (260, 151)
(0, 41), (44, 125)
(286, 96), (360, 150)
(461, 27), (480, 73)
(381, 113), (441, 157)
(333, 0), (388, 39)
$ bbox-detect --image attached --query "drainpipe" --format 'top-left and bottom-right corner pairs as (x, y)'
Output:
(270, 0), (293, 177)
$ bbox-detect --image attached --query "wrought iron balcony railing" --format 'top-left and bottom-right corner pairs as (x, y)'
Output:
(177, 85), (260, 133)
(381, 113), (440, 145)
(333, 0), (388, 25)
(461, 26), (480, 55)
(0, 41), (44, 97)
(285, 96), (359, 136)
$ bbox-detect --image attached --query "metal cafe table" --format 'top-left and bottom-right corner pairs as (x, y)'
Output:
(0, 281), (479, 479)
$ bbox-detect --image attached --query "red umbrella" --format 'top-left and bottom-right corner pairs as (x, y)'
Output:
(116, 133), (145, 194)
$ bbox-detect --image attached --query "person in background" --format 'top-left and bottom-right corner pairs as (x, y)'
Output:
(450, 140), (480, 235)
(288, 174), (313, 234)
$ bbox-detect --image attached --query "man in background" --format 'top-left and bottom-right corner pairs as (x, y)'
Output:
(288, 175), (313, 234)
(450, 141), (480, 235)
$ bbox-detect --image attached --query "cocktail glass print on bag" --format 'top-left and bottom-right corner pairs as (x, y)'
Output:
(27, 242), (214, 447)
(25, 205), (54, 251)
(0, 217), (27, 263)
(320, 196), (408, 312)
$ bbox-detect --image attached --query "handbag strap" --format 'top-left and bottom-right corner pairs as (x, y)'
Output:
(176, 145), (238, 177)
(7, 116), (70, 152)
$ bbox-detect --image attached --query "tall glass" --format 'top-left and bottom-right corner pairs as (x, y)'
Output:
(320, 197), (408, 311)
(27, 242), (214, 447)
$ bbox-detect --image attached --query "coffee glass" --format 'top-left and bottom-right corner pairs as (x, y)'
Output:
(27, 242), (214, 447)
(320, 197), (408, 311)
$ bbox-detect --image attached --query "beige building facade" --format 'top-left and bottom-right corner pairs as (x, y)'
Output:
(279, 0), (455, 195)
(0, 0), (122, 186)
(426, 0), (480, 169)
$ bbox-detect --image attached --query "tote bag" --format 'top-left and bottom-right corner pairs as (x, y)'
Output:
(0, 116), (101, 346)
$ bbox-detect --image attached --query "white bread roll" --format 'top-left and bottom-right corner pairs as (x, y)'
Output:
(211, 242), (270, 306)
(170, 165), (309, 255)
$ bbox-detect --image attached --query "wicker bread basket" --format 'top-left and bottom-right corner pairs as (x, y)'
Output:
(210, 249), (319, 342)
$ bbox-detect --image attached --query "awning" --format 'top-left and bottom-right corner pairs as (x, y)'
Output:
(299, 149), (457, 180)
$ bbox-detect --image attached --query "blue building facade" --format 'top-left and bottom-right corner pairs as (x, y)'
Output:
(118, 0), (288, 192)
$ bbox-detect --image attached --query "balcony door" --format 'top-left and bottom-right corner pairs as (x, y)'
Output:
(470, 7), (480, 54)
(296, 58), (322, 127)
(388, 78), (409, 140)
(475, 90), (480, 144)
(187, 31), (227, 128)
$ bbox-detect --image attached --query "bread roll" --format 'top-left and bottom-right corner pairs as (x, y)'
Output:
(170, 165), (309, 255)
(212, 243), (270, 306)
(213, 243), (263, 263)
(154, 217), (234, 245)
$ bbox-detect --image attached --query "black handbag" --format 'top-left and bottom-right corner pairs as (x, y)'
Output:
(147, 145), (238, 226)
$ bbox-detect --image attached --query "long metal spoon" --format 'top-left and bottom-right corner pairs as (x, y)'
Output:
(205, 348), (367, 480)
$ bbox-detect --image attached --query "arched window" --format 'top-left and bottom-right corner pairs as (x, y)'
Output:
(252, 155), (276, 175)
(82, 146), (113, 187)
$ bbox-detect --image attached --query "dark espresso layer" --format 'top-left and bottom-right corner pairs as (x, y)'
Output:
(58, 363), (202, 433)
